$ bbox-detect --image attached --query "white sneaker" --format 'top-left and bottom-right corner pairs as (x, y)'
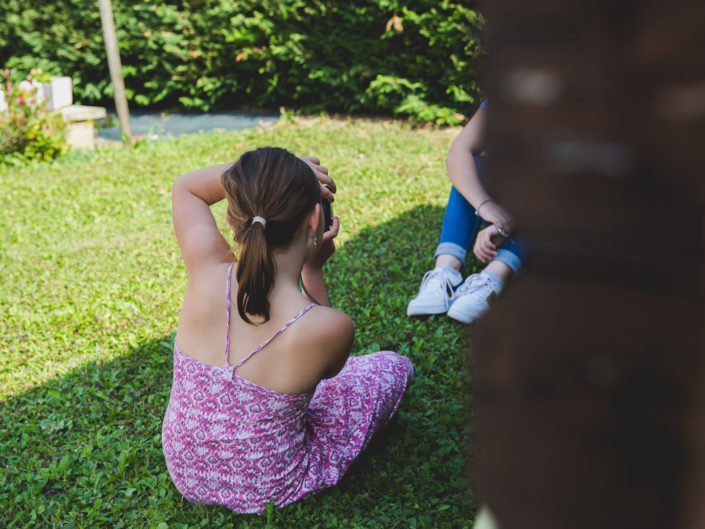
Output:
(447, 272), (503, 324)
(407, 267), (463, 316)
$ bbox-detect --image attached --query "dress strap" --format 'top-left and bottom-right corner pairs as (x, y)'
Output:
(232, 303), (316, 370)
(224, 263), (235, 365)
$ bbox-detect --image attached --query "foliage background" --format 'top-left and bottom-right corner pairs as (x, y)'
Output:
(0, 0), (485, 124)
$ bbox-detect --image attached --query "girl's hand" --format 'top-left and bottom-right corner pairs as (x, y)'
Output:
(474, 225), (507, 263)
(306, 215), (340, 270)
(477, 201), (513, 235)
(300, 156), (336, 203)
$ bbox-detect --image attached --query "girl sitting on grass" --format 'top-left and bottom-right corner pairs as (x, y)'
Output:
(406, 100), (526, 324)
(162, 147), (413, 513)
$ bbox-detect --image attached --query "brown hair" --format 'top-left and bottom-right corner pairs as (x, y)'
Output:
(221, 147), (319, 323)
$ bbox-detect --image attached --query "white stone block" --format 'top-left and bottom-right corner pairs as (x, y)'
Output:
(40, 76), (73, 110)
(59, 105), (108, 150)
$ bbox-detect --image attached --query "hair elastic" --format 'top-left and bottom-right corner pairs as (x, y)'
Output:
(251, 216), (267, 228)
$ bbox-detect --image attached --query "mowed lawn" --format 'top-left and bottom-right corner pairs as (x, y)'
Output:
(0, 116), (480, 528)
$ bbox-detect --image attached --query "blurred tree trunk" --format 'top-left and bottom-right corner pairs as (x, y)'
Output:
(472, 1), (705, 528)
(98, 0), (132, 142)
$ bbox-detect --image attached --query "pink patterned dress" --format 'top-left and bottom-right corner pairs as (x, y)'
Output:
(162, 264), (414, 513)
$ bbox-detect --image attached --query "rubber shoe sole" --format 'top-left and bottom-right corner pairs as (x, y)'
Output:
(407, 299), (453, 317)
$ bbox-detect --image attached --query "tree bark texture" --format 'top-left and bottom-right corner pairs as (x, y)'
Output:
(472, 2), (705, 528)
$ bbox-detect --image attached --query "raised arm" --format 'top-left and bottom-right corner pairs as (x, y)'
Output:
(298, 156), (338, 306)
(446, 105), (514, 234)
(172, 163), (234, 273)
(301, 215), (339, 307)
(173, 155), (337, 278)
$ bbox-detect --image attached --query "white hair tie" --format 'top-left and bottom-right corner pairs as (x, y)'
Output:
(251, 216), (267, 228)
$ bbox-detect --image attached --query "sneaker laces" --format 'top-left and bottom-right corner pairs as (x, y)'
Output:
(455, 273), (490, 297)
(418, 268), (457, 299)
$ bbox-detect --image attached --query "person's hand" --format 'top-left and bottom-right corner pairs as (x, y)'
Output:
(299, 156), (336, 203)
(305, 215), (340, 270)
(474, 225), (507, 263)
(477, 200), (513, 235)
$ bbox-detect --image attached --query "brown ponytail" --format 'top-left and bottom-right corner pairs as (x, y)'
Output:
(221, 147), (319, 323)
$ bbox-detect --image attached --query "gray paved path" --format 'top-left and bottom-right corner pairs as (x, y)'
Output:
(97, 109), (279, 141)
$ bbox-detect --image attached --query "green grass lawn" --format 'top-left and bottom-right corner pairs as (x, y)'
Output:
(0, 116), (480, 528)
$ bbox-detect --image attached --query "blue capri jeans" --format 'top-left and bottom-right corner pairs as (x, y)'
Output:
(434, 156), (526, 273)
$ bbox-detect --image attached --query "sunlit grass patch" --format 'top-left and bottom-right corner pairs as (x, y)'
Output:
(0, 116), (477, 528)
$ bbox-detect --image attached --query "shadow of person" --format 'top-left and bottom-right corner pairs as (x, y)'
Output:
(2, 204), (479, 526)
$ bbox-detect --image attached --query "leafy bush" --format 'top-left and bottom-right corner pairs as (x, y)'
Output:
(0, 0), (485, 125)
(0, 69), (69, 164)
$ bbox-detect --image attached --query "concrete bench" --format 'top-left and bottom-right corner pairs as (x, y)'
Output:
(41, 77), (107, 149)
(59, 105), (107, 149)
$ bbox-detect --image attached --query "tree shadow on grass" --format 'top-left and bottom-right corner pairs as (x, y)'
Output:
(1, 205), (476, 529)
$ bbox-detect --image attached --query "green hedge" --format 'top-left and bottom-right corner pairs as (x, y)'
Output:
(0, 0), (484, 124)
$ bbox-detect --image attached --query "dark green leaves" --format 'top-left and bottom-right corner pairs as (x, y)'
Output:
(0, 0), (484, 124)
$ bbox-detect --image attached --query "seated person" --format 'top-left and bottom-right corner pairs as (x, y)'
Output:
(163, 148), (414, 513)
(407, 101), (525, 323)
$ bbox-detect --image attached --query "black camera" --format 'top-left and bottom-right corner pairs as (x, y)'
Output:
(321, 197), (333, 232)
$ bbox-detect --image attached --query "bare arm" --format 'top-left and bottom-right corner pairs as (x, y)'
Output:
(298, 156), (338, 306)
(446, 106), (514, 234)
(321, 311), (354, 379)
(172, 163), (234, 272)
(301, 215), (340, 306)
(173, 155), (338, 280)
(446, 105), (488, 205)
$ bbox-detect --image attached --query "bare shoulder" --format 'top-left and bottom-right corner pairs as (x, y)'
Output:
(311, 305), (353, 331)
(291, 305), (354, 378)
(303, 305), (354, 349)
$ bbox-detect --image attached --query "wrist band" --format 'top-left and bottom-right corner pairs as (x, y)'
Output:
(475, 197), (494, 216)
